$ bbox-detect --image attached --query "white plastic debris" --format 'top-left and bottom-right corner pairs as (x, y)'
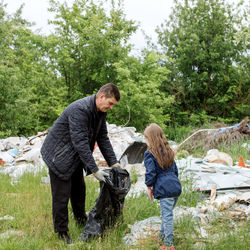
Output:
(123, 216), (161, 246)
(212, 193), (237, 211)
(204, 149), (233, 166)
(16, 147), (43, 166)
(0, 215), (14, 221)
(236, 192), (250, 204)
(0, 137), (27, 151)
(127, 175), (147, 198)
(242, 143), (250, 151)
(0, 230), (24, 239)
(176, 156), (250, 191)
(0, 152), (14, 163)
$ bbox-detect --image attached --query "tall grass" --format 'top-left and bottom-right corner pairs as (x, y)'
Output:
(0, 136), (249, 249)
(1, 164), (249, 249)
(0, 171), (160, 249)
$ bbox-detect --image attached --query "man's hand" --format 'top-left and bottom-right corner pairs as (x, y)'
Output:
(147, 187), (153, 201)
(92, 169), (109, 182)
(110, 163), (121, 169)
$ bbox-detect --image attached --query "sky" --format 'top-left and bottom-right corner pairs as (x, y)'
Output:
(4, 0), (175, 51)
(4, 0), (242, 53)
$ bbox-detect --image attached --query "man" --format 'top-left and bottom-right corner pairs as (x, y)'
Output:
(41, 83), (121, 244)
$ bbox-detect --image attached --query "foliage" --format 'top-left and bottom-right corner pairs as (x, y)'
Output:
(0, 0), (249, 137)
(47, 0), (137, 102)
(0, 0), (138, 137)
(0, 3), (63, 137)
(1, 150), (250, 249)
(108, 50), (174, 132)
(157, 0), (250, 124)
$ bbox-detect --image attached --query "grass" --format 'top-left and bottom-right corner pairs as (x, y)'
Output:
(129, 166), (138, 184)
(1, 165), (249, 250)
(0, 170), (160, 249)
(0, 135), (249, 249)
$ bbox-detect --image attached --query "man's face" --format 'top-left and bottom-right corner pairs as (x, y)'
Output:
(96, 94), (117, 112)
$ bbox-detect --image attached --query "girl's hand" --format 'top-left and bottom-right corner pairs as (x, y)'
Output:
(147, 187), (153, 201)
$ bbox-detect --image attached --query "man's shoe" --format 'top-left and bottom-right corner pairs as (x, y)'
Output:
(58, 231), (72, 244)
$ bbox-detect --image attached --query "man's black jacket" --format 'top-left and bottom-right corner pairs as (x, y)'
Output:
(41, 94), (117, 180)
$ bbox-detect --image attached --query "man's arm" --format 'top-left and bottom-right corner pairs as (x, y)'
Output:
(68, 108), (99, 174)
(96, 119), (117, 167)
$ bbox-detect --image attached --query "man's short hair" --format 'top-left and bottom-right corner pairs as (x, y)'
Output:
(97, 83), (120, 101)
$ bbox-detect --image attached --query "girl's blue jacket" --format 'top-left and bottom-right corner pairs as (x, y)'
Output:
(144, 150), (182, 199)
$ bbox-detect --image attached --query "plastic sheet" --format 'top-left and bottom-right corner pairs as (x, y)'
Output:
(119, 141), (147, 164)
(80, 168), (131, 242)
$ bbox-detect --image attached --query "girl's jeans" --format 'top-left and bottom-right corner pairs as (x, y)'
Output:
(159, 197), (179, 246)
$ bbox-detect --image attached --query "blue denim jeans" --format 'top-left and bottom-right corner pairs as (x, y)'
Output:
(159, 197), (178, 246)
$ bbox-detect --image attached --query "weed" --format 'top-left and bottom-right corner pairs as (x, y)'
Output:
(129, 166), (138, 184)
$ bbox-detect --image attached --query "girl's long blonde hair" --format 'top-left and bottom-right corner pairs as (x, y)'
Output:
(144, 123), (174, 168)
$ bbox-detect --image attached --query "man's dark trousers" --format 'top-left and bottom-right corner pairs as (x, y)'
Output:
(49, 163), (87, 232)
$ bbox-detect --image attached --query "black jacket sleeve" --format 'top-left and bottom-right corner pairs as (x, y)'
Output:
(96, 118), (117, 166)
(68, 107), (99, 174)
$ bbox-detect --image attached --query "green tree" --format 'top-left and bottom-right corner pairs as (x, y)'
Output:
(157, 0), (249, 123)
(108, 51), (174, 132)
(47, 0), (137, 102)
(0, 2), (61, 137)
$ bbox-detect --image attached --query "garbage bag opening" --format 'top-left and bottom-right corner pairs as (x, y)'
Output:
(80, 168), (131, 242)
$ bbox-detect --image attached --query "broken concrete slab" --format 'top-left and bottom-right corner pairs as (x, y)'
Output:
(177, 156), (250, 191)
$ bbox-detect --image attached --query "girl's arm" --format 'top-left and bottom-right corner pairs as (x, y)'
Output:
(147, 186), (153, 201)
(173, 161), (179, 177)
(144, 152), (157, 187)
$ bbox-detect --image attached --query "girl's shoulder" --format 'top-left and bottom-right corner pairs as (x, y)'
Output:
(144, 150), (154, 158)
(144, 150), (156, 160)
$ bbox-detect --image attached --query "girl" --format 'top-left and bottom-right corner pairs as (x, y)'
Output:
(144, 123), (182, 250)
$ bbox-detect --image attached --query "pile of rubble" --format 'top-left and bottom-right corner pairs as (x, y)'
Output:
(0, 122), (249, 245)
(123, 188), (250, 247)
(0, 124), (146, 183)
(0, 133), (46, 184)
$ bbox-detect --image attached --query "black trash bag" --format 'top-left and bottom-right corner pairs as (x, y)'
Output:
(80, 168), (131, 242)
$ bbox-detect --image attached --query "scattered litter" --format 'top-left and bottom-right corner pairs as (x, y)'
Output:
(0, 121), (249, 247)
(238, 156), (246, 168)
(242, 143), (250, 151)
(93, 124), (146, 168)
(176, 156), (250, 191)
(16, 147), (44, 166)
(236, 192), (250, 205)
(7, 148), (19, 157)
(1, 122), (249, 193)
(212, 193), (237, 211)
(0, 215), (14, 221)
(123, 216), (161, 246)
(176, 118), (249, 151)
(123, 190), (250, 246)
(40, 176), (50, 184)
(0, 230), (24, 239)
(0, 152), (14, 164)
(204, 149), (233, 166)
(0, 158), (5, 166)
